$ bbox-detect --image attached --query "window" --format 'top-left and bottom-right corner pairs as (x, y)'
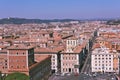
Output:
(53, 66), (55, 68)
(23, 53), (25, 55)
(23, 60), (25, 62)
(72, 57), (73, 60)
(17, 52), (18, 55)
(112, 45), (114, 48)
(74, 57), (76, 59)
(52, 56), (55, 58)
(109, 68), (111, 70)
(63, 68), (65, 72)
(66, 68), (68, 72)
(5, 60), (7, 62)
(17, 66), (19, 68)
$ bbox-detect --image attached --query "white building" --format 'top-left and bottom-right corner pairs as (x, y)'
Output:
(91, 46), (119, 74)
(51, 53), (59, 73)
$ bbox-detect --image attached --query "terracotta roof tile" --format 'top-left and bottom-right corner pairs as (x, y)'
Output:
(8, 44), (34, 50)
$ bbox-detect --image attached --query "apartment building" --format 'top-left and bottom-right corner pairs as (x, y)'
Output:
(91, 43), (119, 74)
(66, 37), (80, 53)
(60, 37), (87, 74)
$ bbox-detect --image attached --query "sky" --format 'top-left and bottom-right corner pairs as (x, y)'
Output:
(0, 0), (120, 19)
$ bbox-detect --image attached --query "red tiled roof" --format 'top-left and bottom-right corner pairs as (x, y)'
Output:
(29, 55), (51, 70)
(7, 44), (34, 50)
(92, 43), (101, 49)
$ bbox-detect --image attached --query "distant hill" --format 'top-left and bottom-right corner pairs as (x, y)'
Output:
(107, 19), (120, 25)
(0, 18), (78, 24)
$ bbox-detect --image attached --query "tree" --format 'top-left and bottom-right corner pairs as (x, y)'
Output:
(5, 72), (29, 80)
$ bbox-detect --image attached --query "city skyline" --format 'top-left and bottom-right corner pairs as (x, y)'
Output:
(0, 0), (120, 19)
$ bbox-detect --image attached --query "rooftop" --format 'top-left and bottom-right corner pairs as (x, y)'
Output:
(7, 44), (34, 50)
(29, 55), (51, 70)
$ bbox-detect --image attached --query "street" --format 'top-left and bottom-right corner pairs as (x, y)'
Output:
(81, 51), (91, 75)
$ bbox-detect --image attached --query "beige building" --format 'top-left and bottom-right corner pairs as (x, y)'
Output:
(61, 37), (86, 74)
(66, 37), (80, 53)
(61, 52), (80, 74)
